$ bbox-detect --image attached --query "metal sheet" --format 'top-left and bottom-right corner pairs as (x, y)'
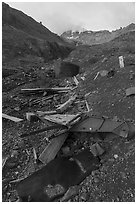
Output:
(39, 130), (68, 164)
(70, 116), (123, 133)
(70, 117), (104, 132)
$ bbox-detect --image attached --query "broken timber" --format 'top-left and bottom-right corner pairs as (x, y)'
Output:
(39, 130), (68, 164)
(57, 95), (77, 113)
(2, 113), (23, 122)
(2, 155), (8, 169)
(20, 124), (67, 138)
(21, 87), (72, 95)
(37, 110), (57, 116)
(85, 100), (90, 112)
(73, 76), (79, 86)
(43, 114), (80, 126)
(20, 112), (134, 139)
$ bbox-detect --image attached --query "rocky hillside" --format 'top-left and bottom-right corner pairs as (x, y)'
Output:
(2, 8), (135, 202)
(61, 23), (135, 45)
(2, 24), (135, 202)
(2, 3), (74, 65)
(2, 3), (135, 202)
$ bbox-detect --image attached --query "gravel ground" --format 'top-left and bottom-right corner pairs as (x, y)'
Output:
(2, 32), (135, 201)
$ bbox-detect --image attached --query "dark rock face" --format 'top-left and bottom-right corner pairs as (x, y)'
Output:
(55, 62), (80, 78)
(16, 149), (100, 202)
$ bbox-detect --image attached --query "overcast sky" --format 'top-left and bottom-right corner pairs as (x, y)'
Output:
(8, 2), (135, 35)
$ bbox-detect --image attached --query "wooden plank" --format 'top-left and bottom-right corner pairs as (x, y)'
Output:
(57, 95), (77, 113)
(73, 76), (79, 86)
(32, 147), (38, 164)
(39, 130), (68, 164)
(21, 87), (72, 95)
(43, 114), (79, 125)
(20, 124), (66, 138)
(85, 100), (90, 112)
(37, 110), (57, 116)
(2, 113), (23, 122)
(2, 155), (8, 169)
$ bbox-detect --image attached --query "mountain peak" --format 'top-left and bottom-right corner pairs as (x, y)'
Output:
(61, 23), (135, 46)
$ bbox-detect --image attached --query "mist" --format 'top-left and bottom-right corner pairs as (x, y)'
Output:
(8, 2), (135, 34)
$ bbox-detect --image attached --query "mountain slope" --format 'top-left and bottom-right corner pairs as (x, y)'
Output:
(63, 30), (135, 67)
(61, 23), (135, 46)
(2, 3), (74, 64)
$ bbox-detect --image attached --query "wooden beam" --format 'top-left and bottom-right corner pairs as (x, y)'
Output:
(37, 110), (57, 116)
(2, 155), (8, 169)
(43, 114), (79, 126)
(57, 95), (77, 113)
(20, 124), (66, 138)
(2, 113), (23, 122)
(73, 76), (79, 86)
(21, 87), (72, 95)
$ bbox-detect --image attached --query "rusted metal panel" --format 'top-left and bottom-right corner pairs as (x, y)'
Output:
(39, 130), (68, 164)
(69, 116), (124, 133)
(69, 115), (134, 139)
(69, 117), (104, 132)
(17, 149), (100, 201)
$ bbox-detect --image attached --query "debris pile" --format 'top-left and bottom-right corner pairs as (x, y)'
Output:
(2, 68), (135, 201)
(2, 29), (135, 202)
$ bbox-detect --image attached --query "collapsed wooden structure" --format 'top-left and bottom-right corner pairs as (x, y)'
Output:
(2, 83), (135, 202)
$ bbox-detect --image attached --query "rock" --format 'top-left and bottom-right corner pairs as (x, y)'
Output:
(6, 157), (18, 168)
(99, 70), (108, 77)
(113, 116), (119, 121)
(6, 162), (17, 168)
(130, 73), (135, 80)
(91, 171), (96, 176)
(11, 150), (18, 158)
(17, 140), (24, 148)
(94, 177), (99, 183)
(15, 171), (19, 175)
(114, 154), (118, 159)
(14, 107), (20, 111)
(126, 87), (135, 97)
(100, 158), (107, 163)
(120, 172), (127, 179)
(90, 143), (105, 156)
(81, 192), (87, 201)
(109, 158), (115, 162)
(61, 146), (70, 155)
